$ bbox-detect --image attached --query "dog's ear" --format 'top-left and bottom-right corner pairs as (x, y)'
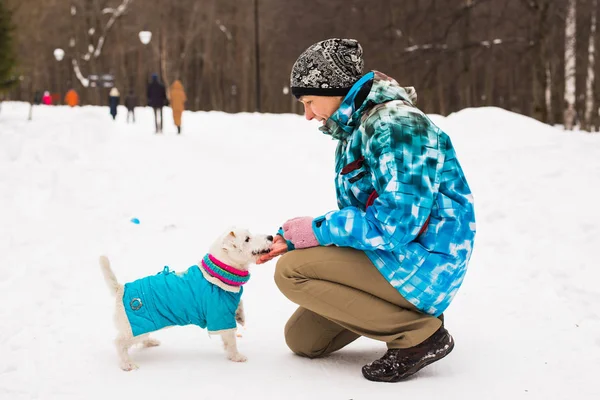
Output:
(222, 231), (238, 252)
(223, 243), (237, 251)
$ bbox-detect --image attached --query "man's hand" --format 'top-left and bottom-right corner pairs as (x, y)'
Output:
(282, 217), (318, 249)
(256, 235), (288, 264)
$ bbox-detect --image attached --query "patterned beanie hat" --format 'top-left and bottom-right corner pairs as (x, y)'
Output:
(290, 38), (364, 98)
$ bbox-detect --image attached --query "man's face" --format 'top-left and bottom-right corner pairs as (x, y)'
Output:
(299, 95), (344, 125)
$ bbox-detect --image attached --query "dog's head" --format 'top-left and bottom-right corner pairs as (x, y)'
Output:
(210, 228), (273, 270)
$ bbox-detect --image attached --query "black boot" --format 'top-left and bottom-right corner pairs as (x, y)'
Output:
(177, 126), (181, 134)
(362, 326), (454, 382)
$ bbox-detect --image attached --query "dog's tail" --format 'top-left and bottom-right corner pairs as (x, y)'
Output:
(99, 255), (120, 295)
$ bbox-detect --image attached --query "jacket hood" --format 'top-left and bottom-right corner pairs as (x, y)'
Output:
(170, 80), (184, 91)
(320, 71), (418, 140)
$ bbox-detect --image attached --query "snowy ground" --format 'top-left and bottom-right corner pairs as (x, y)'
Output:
(0, 101), (599, 400)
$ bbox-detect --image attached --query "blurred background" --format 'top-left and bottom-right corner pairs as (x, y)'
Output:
(0, 0), (598, 129)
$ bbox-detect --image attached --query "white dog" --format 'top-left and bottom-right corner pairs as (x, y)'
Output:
(99, 228), (273, 371)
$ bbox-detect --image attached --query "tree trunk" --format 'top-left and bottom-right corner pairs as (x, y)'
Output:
(564, 0), (577, 131)
(460, 0), (473, 109)
(545, 61), (553, 125)
(584, 0), (597, 131)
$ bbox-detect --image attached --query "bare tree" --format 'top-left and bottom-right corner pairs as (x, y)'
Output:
(564, 0), (577, 130)
(545, 61), (553, 124)
(584, 0), (597, 131)
(1, 0), (596, 124)
(68, 1), (132, 86)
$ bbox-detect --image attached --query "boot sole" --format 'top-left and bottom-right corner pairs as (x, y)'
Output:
(362, 334), (455, 383)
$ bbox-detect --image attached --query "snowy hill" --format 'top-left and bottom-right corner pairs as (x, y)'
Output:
(1, 102), (599, 400)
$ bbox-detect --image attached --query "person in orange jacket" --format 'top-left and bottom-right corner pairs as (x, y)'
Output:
(168, 80), (187, 134)
(64, 89), (80, 107)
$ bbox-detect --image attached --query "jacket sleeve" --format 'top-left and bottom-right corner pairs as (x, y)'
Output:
(313, 113), (438, 251)
(276, 227), (295, 251)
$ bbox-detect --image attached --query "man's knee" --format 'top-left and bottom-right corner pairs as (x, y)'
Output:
(283, 313), (327, 359)
(274, 251), (305, 296)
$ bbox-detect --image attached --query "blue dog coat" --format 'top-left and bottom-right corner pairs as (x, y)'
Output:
(123, 265), (243, 336)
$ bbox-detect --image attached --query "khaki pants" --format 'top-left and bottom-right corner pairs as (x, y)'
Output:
(274, 246), (442, 358)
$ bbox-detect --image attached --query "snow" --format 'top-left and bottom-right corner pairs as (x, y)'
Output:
(0, 102), (599, 399)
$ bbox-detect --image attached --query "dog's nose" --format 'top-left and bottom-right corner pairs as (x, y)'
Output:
(267, 235), (274, 241)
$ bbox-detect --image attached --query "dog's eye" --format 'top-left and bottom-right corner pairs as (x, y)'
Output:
(245, 237), (250, 242)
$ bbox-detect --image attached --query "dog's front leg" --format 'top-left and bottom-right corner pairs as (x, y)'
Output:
(220, 330), (247, 362)
(115, 338), (138, 371)
(235, 300), (245, 326)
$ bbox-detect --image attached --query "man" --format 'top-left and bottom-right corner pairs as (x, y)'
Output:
(258, 38), (476, 382)
(147, 73), (167, 133)
(125, 89), (138, 123)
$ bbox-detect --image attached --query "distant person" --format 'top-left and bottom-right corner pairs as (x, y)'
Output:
(51, 92), (61, 105)
(33, 90), (42, 105)
(41, 91), (52, 105)
(64, 89), (80, 107)
(28, 90), (43, 120)
(108, 87), (120, 120)
(147, 73), (167, 133)
(168, 80), (187, 134)
(125, 89), (138, 123)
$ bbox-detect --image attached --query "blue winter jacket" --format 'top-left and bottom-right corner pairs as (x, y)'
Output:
(309, 71), (476, 316)
(123, 265), (243, 336)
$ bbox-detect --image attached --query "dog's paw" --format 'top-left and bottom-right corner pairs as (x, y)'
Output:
(143, 338), (161, 347)
(120, 361), (139, 371)
(227, 352), (248, 362)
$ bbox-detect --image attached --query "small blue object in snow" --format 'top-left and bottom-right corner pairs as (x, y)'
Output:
(130, 217), (140, 224)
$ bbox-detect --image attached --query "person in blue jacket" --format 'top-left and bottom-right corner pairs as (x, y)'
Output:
(258, 38), (476, 382)
(108, 87), (120, 120)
